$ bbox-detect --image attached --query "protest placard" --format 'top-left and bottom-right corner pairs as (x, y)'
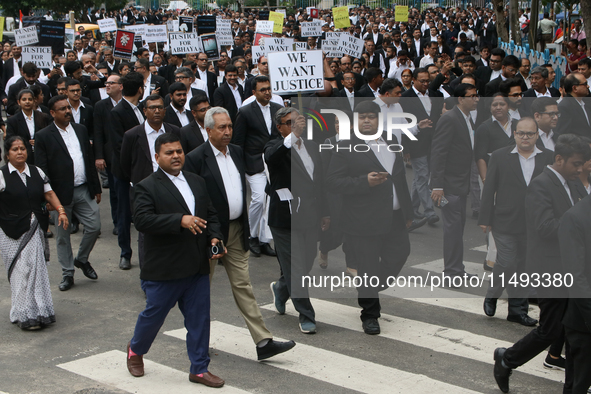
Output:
(124, 24), (146, 36)
(167, 19), (179, 32)
(301, 21), (323, 37)
(22, 46), (52, 68)
(0, 17), (4, 42)
(253, 32), (272, 46)
(251, 46), (266, 64)
(268, 11), (284, 34)
(332, 6), (351, 29)
(197, 15), (216, 35)
(179, 16), (194, 32)
(265, 37), (294, 53)
(309, 8), (319, 19)
(144, 25), (168, 43)
(168, 32), (202, 54)
(98, 18), (117, 32)
(39, 20), (66, 55)
(114, 30), (135, 60)
(338, 35), (364, 58)
(294, 42), (308, 51)
(320, 40), (342, 57)
(268, 51), (324, 95)
(259, 10), (269, 20)
(15, 26), (39, 47)
(200, 33), (219, 60)
(216, 18), (233, 46)
(256, 20), (274, 34)
(395, 6), (409, 22)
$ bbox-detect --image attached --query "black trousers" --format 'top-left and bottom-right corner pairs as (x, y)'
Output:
(565, 327), (591, 394)
(344, 210), (410, 321)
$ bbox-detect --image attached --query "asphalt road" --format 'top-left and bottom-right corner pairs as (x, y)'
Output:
(0, 170), (565, 394)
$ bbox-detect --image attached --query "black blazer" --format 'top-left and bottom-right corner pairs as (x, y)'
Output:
(158, 63), (178, 85)
(2, 58), (16, 87)
(264, 137), (327, 230)
(335, 71), (366, 91)
(97, 60), (121, 75)
(93, 97), (115, 165)
(556, 96), (591, 138)
(120, 122), (181, 186)
(164, 88), (207, 107)
(132, 168), (223, 281)
(559, 195), (591, 333)
(525, 167), (584, 290)
(180, 121), (207, 154)
(400, 87), (444, 159)
(71, 101), (94, 141)
(110, 99), (145, 180)
(6, 79), (51, 116)
(196, 70), (219, 101)
(474, 117), (517, 164)
(163, 105), (195, 129)
(34, 123), (101, 205)
(5, 111), (51, 165)
(326, 135), (413, 236)
(365, 32), (384, 49)
(522, 87), (561, 98)
(430, 106), (474, 196)
(479, 145), (554, 234)
(184, 143), (250, 250)
(485, 75), (527, 97)
(213, 82), (244, 123)
(357, 84), (377, 98)
(148, 74), (169, 99)
(231, 100), (282, 175)
(338, 88), (369, 98)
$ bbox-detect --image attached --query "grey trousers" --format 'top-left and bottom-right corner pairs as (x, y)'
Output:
(411, 156), (435, 219)
(486, 231), (529, 316)
(441, 194), (467, 277)
(53, 184), (101, 278)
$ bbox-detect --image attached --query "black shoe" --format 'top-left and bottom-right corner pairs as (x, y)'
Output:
(256, 339), (296, 361)
(260, 243), (276, 256)
(543, 353), (566, 371)
(119, 257), (131, 270)
(407, 217), (428, 232)
(507, 313), (538, 327)
(70, 222), (79, 234)
(362, 318), (380, 335)
(493, 347), (511, 393)
(483, 298), (497, 317)
(249, 238), (261, 257)
(483, 260), (493, 272)
(45, 230), (53, 238)
(427, 215), (440, 225)
(112, 227), (119, 236)
(74, 259), (98, 280)
(59, 276), (74, 291)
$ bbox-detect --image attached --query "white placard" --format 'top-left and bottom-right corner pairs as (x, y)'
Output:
(321, 39), (342, 57)
(167, 19), (179, 32)
(265, 37), (294, 53)
(22, 46), (52, 68)
(215, 18), (233, 46)
(98, 18), (117, 32)
(301, 21), (323, 37)
(338, 35), (364, 58)
(325, 32), (343, 40)
(168, 32), (202, 54)
(276, 9), (286, 17)
(295, 42), (308, 51)
(144, 25), (168, 43)
(15, 26), (39, 47)
(124, 24), (146, 36)
(252, 46), (266, 64)
(256, 20), (274, 33)
(268, 50), (324, 95)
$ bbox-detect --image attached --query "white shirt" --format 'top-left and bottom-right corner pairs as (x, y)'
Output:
(387, 61), (415, 80)
(369, 85), (380, 98)
(173, 106), (190, 127)
(460, 108), (475, 148)
(228, 83), (243, 109)
(56, 122), (86, 186)
(0, 163), (52, 193)
(480, 58), (488, 67)
(490, 69), (502, 81)
(76, 49), (84, 60)
(191, 78), (209, 99)
(413, 38), (421, 55)
(419, 54), (434, 68)
(145, 122), (165, 172)
(521, 74), (532, 89)
(509, 108), (521, 120)
(256, 100), (272, 134)
(412, 86), (431, 116)
(142, 74), (152, 100)
(344, 87), (355, 110)
(162, 170), (195, 215)
(23, 111), (35, 139)
(461, 29), (475, 41)
(197, 68), (208, 85)
(197, 122), (208, 142)
(534, 88), (552, 97)
(99, 87), (109, 100)
(539, 129), (555, 151)
(374, 99), (408, 141)
(209, 142), (243, 220)
(547, 165), (574, 205)
(512, 145), (541, 185)
(492, 116), (512, 138)
(69, 99), (85, 124)
(367, 137), (400, 210)
(124, 98), (144, 124)
(577, 98), (590, 125)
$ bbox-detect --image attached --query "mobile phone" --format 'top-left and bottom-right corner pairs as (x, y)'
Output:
(439, 196), (449, 208)
(208, 240), (225, 259)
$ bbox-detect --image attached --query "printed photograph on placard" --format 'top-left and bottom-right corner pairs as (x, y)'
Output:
(200, 33), (219, 60)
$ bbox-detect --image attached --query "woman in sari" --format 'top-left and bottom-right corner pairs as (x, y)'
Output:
(0, 136), (69, 330)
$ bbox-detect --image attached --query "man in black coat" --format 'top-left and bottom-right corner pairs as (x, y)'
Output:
(232, 75), (280, 257)
(195, 52), (219, 100)
(484, 55), (524, 97)
(35, 95), (102, 292)
(127, 132), (225, 388)
(326, 101), (413, 336)
(184, 106), (296, 359)
(559, 195), (591, 394)
(6, 62), (51, 116)
(479, 117), (553, 325)
(181, 94), (210, 154)
(213, 65), (244, 124)
(135, 58), (168, 100)
(163, 82), (195, 128)
(430, 83), (479, 280)
(110, 72), (145, 272)
(557, 73), (591, 138)
(522, 66), (561, 99)
(494, 134), (591, 393)
(66, 79), (94, 141)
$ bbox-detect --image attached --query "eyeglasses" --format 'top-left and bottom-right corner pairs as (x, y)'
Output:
(105, 81), (120, 85)
(515, 131), (537, 138)
(574, 81), (589, 87)
(343, 77), (355, 81)
(278, 120), (292, 126)
(260, 62), (268, 66)
(539, 111), (561, 118)
(508, 92), (523, 97)
(146, 105), (164, 111)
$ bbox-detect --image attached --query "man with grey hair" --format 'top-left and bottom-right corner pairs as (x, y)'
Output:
(184, 107), (296, 358)
(266, 106), (329, 334)
(523, 66), (561, 98)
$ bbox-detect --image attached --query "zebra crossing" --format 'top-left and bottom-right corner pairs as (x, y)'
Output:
(54, 274), (564, 394)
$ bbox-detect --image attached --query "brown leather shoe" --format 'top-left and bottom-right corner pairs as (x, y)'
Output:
(126, 342), (144, 377)
(189, 372), (225, 388)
